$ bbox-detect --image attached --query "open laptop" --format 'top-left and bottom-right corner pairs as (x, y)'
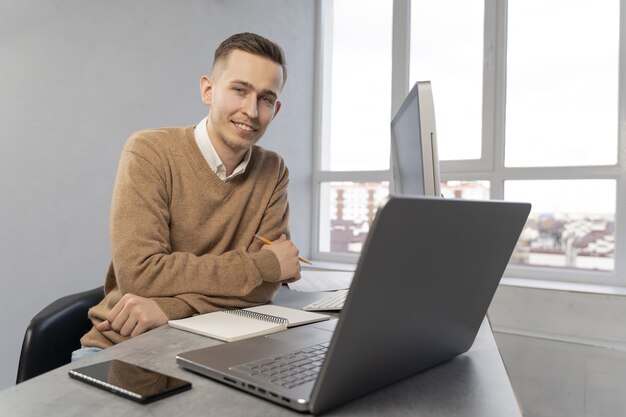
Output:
(176, 196), (530, 414)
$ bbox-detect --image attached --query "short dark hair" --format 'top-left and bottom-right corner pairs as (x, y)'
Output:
(213, 32), (287, 86)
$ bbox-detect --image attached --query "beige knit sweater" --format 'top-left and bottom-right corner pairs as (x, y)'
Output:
(81, 126), (289, 348)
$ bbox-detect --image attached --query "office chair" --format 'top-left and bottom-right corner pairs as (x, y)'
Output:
(16, 286), (104, 384)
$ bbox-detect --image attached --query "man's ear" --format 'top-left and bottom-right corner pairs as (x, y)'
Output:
(200, 76), (213, 106)
(272, 100), (282, 119)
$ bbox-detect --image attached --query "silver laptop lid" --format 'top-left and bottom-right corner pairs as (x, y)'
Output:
(309, 196), (530, 413)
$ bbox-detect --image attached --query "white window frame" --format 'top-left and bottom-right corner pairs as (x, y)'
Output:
(311, 0), (392, 264)
(312, 0), (626, 286)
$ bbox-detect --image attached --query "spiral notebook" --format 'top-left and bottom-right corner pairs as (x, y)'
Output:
(168, 305), (330, 342)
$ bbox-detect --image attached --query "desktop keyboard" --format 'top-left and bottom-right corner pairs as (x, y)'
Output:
(232, 342), (329, 389)
(302, 289), (348, 311)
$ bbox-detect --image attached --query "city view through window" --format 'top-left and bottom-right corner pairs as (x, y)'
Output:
(325, 180), (615, 272)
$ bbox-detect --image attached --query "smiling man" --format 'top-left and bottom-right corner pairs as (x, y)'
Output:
(77, 33), (301, 356)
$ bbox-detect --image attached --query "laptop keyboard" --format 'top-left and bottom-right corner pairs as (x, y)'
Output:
(232, 342), (329, 389)
(302, 290), (348, 311)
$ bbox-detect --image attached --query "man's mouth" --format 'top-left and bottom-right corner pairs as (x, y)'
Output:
(233, 121), (257, 133)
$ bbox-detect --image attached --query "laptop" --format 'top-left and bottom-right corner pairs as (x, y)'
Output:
(176, 196), (531, 414)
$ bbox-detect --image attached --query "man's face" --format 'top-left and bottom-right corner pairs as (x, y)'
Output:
(201, 50), (283, 155)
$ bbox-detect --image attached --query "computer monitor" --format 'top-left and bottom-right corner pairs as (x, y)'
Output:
(390, 81), (441, 197)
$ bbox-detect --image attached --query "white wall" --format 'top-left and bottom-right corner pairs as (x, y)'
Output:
(0, 0), (316, 390)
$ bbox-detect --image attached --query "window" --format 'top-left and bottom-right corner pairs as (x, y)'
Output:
(313, 0), (393, 261)
(324, 0), (393, 171)
(314, 0), (624, 285)
(502, 0), (620, 281)
(410, 0), (485, 161)
(319, 182), (390, 254)
(506, 180), (616, 271)
(505, 0), (618, 168)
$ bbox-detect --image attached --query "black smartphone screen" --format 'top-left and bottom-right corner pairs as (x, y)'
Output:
(69, 359), (192, 403)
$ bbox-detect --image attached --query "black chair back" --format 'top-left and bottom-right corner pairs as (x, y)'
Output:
(16, 286), (104, 383)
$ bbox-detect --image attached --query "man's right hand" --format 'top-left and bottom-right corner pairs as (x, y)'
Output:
(95, 293), (168, 338)
(262, 234), (301, 282)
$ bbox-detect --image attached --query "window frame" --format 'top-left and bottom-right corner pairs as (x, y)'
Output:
(312, 0), (626, 286)
(311, 0), (393, 264)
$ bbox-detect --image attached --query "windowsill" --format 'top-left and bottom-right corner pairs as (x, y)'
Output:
(500, 276), (626, 297)
(307, 260), (626, 297)
(303, 260), (356, 272)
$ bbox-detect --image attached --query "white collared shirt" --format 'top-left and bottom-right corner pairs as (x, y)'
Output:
(194, 116), (252, 181)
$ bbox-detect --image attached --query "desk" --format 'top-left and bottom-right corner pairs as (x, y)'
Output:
(0, 288), (522, 416)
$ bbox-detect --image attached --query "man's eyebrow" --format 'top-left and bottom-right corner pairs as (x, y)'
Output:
(230, 80), (278, 98)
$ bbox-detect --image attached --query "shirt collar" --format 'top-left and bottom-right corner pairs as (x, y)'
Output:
(194, 116), (251, 181)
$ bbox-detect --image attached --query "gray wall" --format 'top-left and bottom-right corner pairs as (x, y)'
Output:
(489, 284), (626, 416)
(0, 0), (316, 390)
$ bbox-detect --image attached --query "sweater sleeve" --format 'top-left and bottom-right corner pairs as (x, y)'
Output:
(109, 137), (283, 300)
(252, 162), (291, 244)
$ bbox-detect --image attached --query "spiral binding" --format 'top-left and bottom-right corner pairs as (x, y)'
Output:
(225, 309), (289, 326)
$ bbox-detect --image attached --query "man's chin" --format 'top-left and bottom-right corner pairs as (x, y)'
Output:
(224, 138), (256, 152)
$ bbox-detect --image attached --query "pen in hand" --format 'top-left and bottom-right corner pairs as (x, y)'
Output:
(254, 234), (313, 265)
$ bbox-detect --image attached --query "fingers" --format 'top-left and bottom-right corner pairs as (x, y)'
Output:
(95, 320), (111, 331)
(130, 319), (150, 338)
(99, 294), (167, 338)
(280, 248), (301, 282)
(283, 265), (302, 284)
(259, 236), (303, 281)
(119, 312), (139, 337)
(106, 294), (127, 324)
(281, 242), (301, 280)
(106, 294), (133, 335)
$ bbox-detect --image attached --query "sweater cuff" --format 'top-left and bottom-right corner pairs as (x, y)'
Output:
(152, 297), (196, 319)
(249, 249), (282, 282)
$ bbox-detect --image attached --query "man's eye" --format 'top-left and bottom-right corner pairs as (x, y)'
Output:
(261, 96), (275, 105)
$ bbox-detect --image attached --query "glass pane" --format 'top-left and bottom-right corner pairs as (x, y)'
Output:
(505, 0), (619, 167)
(326, 0), (392, 171)
(441, 180), (490, 200)
(319, 182), (390, 254)
(410, 0), (484, 161)
(505, 180), (615, 271)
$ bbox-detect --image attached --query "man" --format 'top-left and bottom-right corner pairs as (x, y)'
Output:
(78, 32), (301, 354)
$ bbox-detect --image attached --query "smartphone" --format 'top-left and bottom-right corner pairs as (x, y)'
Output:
(69, 359), (192, 403)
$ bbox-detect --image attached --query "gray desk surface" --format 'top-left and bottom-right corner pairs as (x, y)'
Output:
(0, 288), (522, 416)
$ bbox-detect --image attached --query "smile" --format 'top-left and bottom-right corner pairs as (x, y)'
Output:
(233, 122), (257, 133)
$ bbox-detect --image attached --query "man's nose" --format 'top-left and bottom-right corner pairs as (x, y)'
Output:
(242, 95), (259, 119)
